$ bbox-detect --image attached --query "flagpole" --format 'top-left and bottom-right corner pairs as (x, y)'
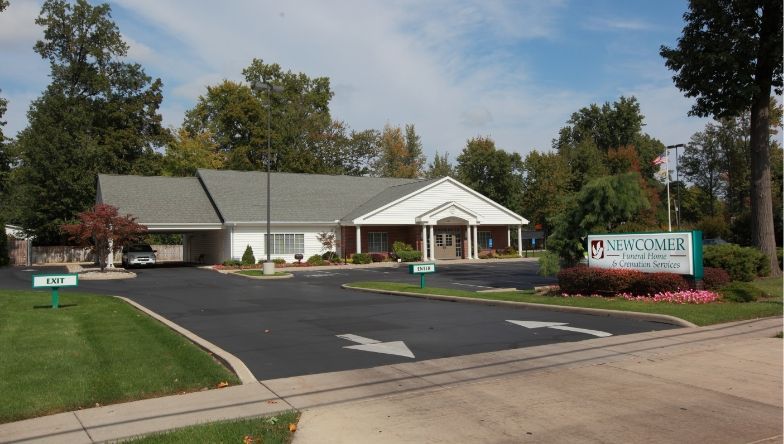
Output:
(665, 149), (672, 232)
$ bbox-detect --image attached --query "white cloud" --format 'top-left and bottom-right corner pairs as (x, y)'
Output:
(0, 0), (41, 49)
(584, 16), (655, 32)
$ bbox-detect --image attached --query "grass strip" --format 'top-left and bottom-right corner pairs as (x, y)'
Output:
(348, 281), (782, 327)
(0, 290), (240, 423)
(123, 412), (300, 443)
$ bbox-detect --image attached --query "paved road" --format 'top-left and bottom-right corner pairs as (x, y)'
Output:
(0, 263), (678, 380)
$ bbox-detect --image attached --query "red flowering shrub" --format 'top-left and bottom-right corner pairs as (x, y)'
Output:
(370, 253), (386, 263)
(558, 267), (687, 296)
(701, 267), (731, 290)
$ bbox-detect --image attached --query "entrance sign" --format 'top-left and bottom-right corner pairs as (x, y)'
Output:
(408, 263), (436, 288)
(32, 273), (78, 308)
(587, 231), (703, 278)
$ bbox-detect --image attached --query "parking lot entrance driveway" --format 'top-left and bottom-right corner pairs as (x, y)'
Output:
(0, 264), (677, 380)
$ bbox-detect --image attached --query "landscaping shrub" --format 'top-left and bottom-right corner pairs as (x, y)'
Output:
(241, 245), (255, 266)
(272, 257), (286, 265)
(719, 282), (764, 303)
(322, 251), (340, 262)
(701, 267), (730, 290)
(392, 241), (413, 254)
(703, 244), (769, 281)
(222, 259), (241, 267)
(538, 251), (560, 277)
(478, 251), (496, 259)
(307, 254), (326, 266)
(558, 267), (686, 296)
(352, 253), (372, 264)
(397, 250), (422, 262)
(370, 253), (386, 263)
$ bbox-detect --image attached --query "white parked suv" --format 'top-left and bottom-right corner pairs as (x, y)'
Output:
(121, 244), (157, 267)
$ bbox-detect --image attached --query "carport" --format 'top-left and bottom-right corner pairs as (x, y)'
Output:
(96, 175), (225, 264)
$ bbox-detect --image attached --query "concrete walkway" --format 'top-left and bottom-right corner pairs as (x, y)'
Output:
(1, 317), (780, 443)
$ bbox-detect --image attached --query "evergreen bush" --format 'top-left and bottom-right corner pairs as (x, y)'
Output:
(397, 250), (422, 262)
(241, 245), (255, 265)
(307, 254), (326, 265)
(538, 251), (560, 276)
(703, 244), (769, 281)
(352, 253), (372, 264)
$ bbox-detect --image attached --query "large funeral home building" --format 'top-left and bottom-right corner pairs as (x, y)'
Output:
(96, 169), (529, 264)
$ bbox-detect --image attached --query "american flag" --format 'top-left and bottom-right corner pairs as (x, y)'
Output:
(652, 155), (667, 166)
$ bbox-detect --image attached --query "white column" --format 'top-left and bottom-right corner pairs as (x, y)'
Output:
(107, 238), (115, 269)
(507, 227), (511, 249)
(429, 224), (435, 261)
(355, 226), (361, 254)
(421, 225), (427, 260)
(472, 225), (479, 259)
(465, 225), (471, 259)
(517, 225), (523, 256)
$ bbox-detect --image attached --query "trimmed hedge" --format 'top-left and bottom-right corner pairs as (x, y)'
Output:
(719, 282), (764, 303)
(307, 254), (326, 265)
(222, 259), (241, 267)
(703, 244), (769, 281)
(322, 251), (340, 262)
(558, 266), (686, 296)
(398, 250), (422, 262)
(352, 253), (372, 264)
(702, 267), (731, 290)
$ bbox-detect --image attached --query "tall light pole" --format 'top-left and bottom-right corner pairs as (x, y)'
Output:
(252, 79), (284, 274)
(666, 144), (685, 230)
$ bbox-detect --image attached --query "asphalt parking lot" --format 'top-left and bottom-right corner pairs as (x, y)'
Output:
(0, 262), (678, 380)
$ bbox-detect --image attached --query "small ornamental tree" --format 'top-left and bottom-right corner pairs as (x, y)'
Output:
(316, 231), (337, 252)
(61, 204), (147, 271)
(241, 245), (255, 266)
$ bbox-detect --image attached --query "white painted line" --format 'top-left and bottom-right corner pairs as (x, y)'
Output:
(506, 320), (612, 338)
(344, 341), (415, 358)
(506, 320), (568, 329)
(453, 282), (494, 289)
(336, 334), (380, 345)
(549, 325), (613, 338)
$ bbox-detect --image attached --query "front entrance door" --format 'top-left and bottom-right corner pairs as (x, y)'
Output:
(434, 228), (462, 259)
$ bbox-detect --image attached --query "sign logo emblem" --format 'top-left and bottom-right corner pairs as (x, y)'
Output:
(590, 240), (604, 259)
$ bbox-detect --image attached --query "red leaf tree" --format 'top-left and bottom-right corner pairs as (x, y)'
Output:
(61, 204), (148, 271)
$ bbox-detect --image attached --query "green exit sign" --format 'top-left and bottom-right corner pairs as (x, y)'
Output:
(408, 263), (436, 274)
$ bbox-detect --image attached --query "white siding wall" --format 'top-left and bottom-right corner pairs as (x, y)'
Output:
(188, 229), (225, 264)
(359, 180), (524, 225)
(231, 225), (338, 263)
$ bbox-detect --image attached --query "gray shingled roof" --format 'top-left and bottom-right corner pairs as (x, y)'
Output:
(339, 178), (440, 222)
(97, 175), (222, 224)
(196, 169), (429, 223)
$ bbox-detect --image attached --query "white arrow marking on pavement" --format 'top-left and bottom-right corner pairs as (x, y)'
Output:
(506, 320), (612, 338)
(336, 334), (415, 358)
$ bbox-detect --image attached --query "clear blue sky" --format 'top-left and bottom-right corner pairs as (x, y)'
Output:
(0, 0), (711, 160)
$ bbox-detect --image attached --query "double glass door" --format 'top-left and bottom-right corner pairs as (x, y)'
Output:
(434, 228), (462, 259)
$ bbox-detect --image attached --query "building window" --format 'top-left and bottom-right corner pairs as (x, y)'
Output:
(265, 234), (304, 254)
(368, 232), (388, 253)
(478, 231), (492, 249)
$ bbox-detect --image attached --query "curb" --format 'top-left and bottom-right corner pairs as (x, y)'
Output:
(229, 271), (294, 280)
(115, 296), (258, 384)
(341, 285), (698, 328)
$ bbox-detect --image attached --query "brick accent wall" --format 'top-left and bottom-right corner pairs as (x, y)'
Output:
(342, 225), (420, 257)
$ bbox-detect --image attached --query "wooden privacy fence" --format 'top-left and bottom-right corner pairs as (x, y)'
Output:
(27, 244), (183, 264)
(8, 238), (30, 266)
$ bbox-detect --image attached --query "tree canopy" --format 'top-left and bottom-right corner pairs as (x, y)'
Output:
(8, 0), (166, 243)
(661, 0), (783, 276)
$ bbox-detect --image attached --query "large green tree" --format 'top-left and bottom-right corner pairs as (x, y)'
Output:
(425, 151), (454, 179)
(660, 0), (783, 276)
(681, 124), (725, 216)
(9, 0), (167, 243)
(549, 172), (650, 266)
(455, 137), (524, 212)
(373, 124), (425, 178)
(520, 150), (569, 234)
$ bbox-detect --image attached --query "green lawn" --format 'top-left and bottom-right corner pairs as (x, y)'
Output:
(0, 290), (240, 423)
(750, 276), (783, 298)
(235, 270), (291, 277)
(348, 281), (783, 327)
(123, 412), (300, 443)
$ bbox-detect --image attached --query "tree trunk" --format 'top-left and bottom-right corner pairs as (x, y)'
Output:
(749, 0), (781, 277)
